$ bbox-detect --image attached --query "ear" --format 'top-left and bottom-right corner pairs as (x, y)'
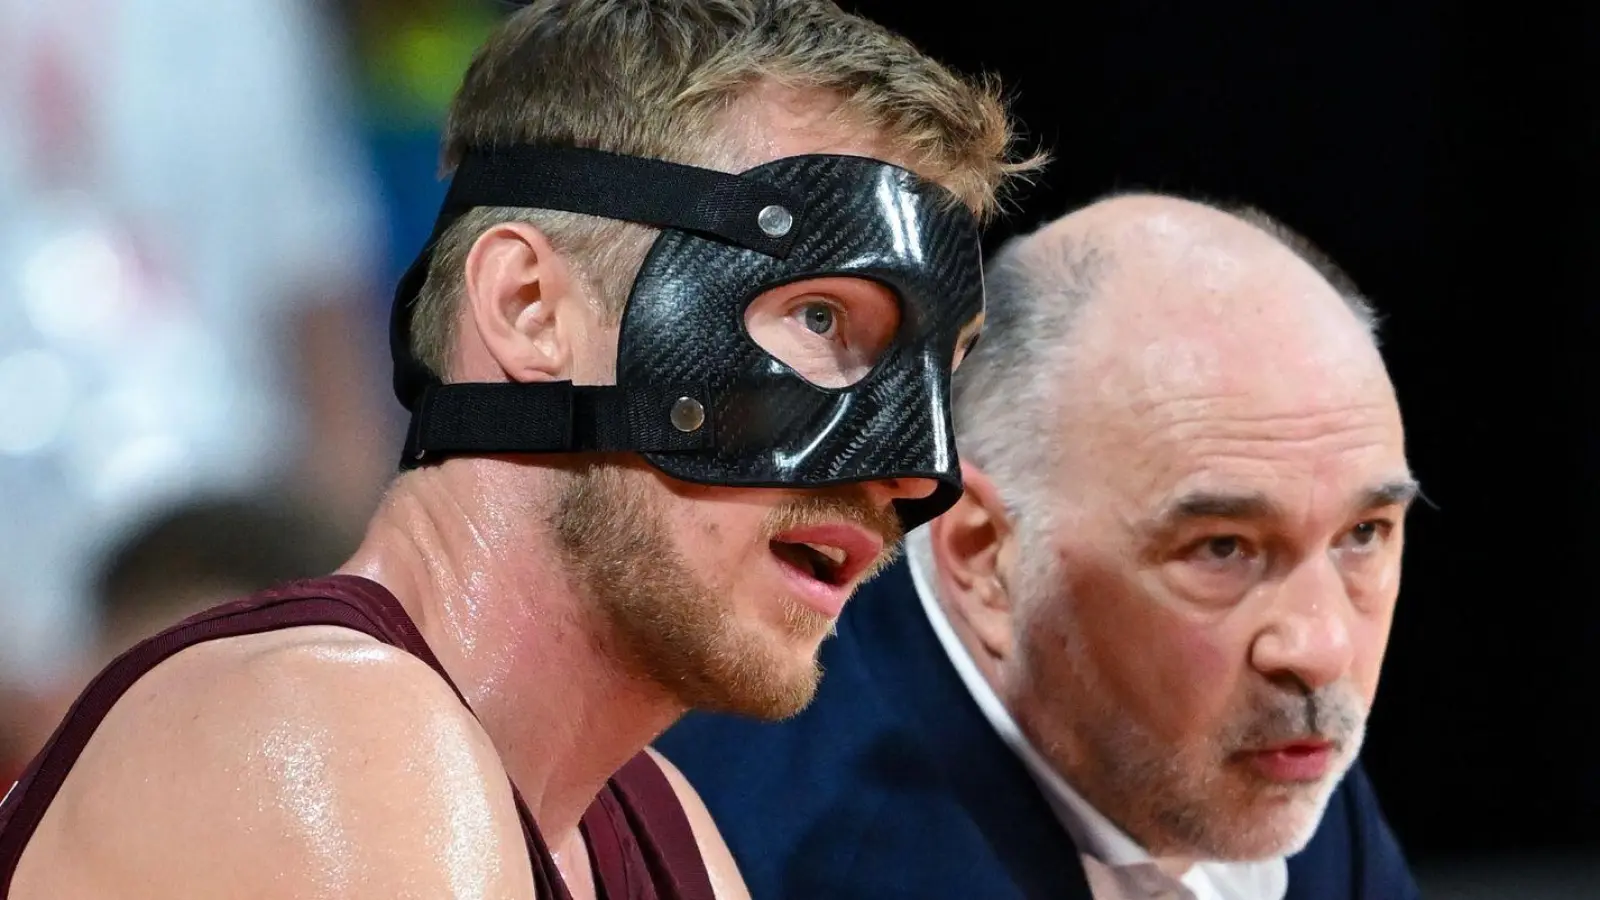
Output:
(926, 460), (1018, 663)
(462, 222), (587, 383)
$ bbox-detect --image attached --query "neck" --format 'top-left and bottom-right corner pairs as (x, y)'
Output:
(911, 548), (1204, 876)
(338, 460), (685, 843)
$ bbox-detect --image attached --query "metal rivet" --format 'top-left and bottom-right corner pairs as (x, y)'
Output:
(670, 397), (705, 433)
(757, 204), (793, 237)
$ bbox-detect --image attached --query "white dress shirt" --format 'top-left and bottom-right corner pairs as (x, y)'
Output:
(905, 551), (1288, 900)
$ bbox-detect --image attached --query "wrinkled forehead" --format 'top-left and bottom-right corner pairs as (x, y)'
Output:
(1062, 332), (1406, 517)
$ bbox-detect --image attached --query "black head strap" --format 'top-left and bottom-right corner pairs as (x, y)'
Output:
(390, 145), (808, 466)
(444, 144), (804, 255)
(400, 381), (715, 461)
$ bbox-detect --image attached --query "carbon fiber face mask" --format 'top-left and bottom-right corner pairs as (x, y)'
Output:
(389, 145), (985, 530)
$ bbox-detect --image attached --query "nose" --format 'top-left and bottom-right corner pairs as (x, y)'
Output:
(1249, 557), (1356, 692)
(861, 477), (940, 506)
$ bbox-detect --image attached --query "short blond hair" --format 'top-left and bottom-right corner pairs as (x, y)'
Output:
(408, 0), (1045, 378)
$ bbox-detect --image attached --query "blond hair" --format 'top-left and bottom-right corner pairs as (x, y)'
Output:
(410, 0), (1045, 377)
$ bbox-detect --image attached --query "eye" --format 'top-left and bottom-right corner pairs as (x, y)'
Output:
(800, 302), (838, 337)
(744, 276), (901, 389)
(1168, 533), (1265, 606)
(1182, 533), (1265, 577)
(1340, 519), (1393, 552)
(1196, 535), (1249, 565)
(1177, 533), (1262, 574)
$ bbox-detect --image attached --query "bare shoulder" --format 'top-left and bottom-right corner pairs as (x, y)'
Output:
(15, 626), (536, 900)
(646, 746), (752, 900)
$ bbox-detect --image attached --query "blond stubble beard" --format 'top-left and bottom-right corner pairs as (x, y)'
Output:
(551, 463), (901, 721)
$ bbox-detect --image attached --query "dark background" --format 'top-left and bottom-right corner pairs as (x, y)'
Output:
(847, 0), (1600, 875)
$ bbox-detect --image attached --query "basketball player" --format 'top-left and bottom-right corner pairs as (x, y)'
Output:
(0, 1), (1041, 898)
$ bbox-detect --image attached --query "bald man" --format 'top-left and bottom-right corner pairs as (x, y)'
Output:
(657, 194), (1421, 900)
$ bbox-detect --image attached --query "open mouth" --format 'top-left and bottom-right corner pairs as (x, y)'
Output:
(766, 523), (886, 609)
(769, 539), (850, 586)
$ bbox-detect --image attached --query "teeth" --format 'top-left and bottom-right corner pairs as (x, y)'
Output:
(801, 542), (848, 566)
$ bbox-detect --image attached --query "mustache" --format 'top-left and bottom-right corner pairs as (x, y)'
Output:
(762, 488), (905, 575)
(763, 489), (904, 542)
(1229, 681), (1367, 752)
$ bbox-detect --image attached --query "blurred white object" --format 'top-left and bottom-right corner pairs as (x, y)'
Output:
(0, 0), (382, 685)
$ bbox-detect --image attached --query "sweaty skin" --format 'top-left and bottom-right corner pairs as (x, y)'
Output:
(9, 83), (939, 900)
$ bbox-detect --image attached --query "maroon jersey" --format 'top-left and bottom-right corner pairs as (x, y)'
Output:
(0, 576), (714, 899)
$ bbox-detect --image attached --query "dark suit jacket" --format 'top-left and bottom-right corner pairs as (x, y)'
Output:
(657, 561), (1420, 900)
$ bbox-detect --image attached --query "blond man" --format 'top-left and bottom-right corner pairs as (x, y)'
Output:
(0, 2), (1039, 897)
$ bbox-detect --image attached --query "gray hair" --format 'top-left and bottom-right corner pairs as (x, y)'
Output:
(906, 223), (1103, 574)
(953, 228), (1105, 522)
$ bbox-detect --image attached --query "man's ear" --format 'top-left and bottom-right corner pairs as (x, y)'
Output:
(462, 222), (586, 384)
(926, 460), (1018, 662)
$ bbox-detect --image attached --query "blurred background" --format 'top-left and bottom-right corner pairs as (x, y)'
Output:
(0, 1), (1594, 896)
